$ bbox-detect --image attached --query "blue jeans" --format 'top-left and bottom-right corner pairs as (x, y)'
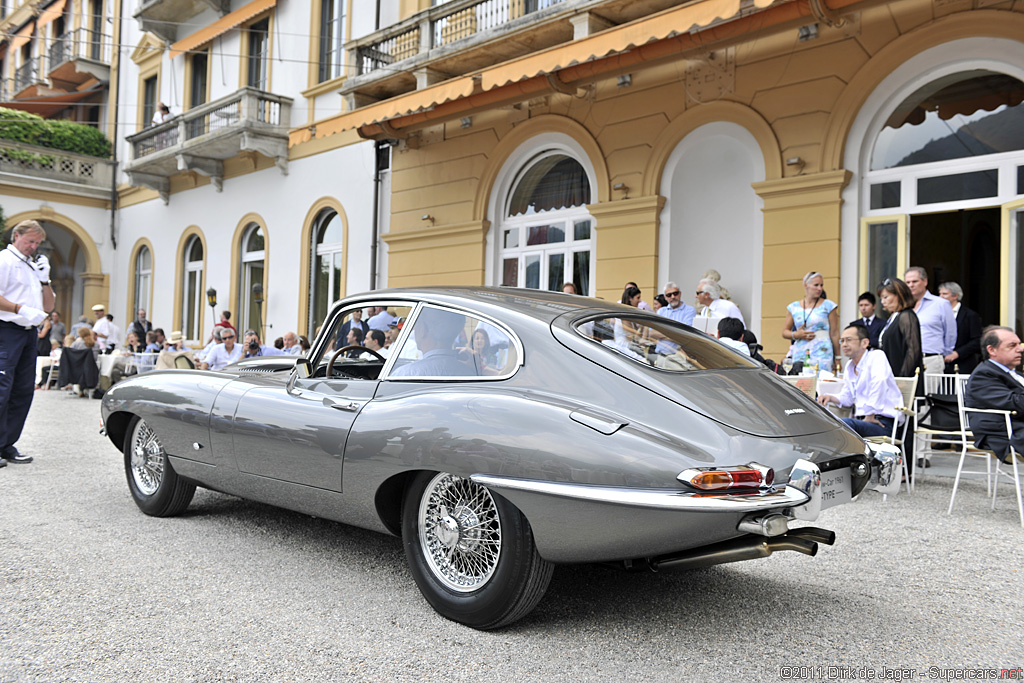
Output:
(0, 321), (38, 451)
(842, 415), (895, 439)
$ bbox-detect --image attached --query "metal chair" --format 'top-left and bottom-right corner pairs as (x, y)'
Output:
(864, 368), (919, 494)
(951, 376), (1023, 527)
(913, 373), (976, 489)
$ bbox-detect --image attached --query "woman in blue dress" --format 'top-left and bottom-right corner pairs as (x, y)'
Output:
(782, 271), (839, 373)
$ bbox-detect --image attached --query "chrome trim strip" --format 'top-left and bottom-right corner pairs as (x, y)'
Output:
(470, 474), (811, 513)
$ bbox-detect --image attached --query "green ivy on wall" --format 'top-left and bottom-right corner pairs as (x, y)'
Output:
(0, 107), (112, 158)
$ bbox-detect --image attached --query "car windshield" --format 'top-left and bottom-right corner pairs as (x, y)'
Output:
(574, 315), (758, 371)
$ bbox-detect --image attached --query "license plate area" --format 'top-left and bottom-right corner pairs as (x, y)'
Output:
(820, 467), (852, 510)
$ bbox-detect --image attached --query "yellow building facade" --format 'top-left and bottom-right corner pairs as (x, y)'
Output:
(296, 0), (1024, 359)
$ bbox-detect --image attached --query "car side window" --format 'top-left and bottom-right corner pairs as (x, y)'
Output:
(388, 306), (519, 379)
(314, 303), (412, 379)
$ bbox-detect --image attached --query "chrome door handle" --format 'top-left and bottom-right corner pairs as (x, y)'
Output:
(325, 398), (361, 412)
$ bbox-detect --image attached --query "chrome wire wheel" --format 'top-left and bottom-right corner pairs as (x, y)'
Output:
(418, 473), (502, 592)
(129, 418), (165, 496)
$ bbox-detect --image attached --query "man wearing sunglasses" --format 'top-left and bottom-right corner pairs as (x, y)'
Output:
(657, 282), (696, 327)
(201, 329), (242, 370)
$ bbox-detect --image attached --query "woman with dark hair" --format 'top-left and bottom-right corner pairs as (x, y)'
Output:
(877, 277), (923, 379)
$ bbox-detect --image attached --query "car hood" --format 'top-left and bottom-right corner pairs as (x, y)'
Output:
(551, 312), (841, 438)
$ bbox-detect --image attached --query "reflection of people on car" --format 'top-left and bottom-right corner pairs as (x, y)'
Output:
(391, 308), (473, 377)
(460, 328), (499, 375)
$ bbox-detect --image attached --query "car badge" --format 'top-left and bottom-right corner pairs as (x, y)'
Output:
(784, 408), (806, 415)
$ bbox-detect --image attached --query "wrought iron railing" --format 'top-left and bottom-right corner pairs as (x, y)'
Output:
(0, 139), (113, 189)
(48, 28), (112, 70)
(352, 0), (567, 76)
(128, 86), (291, 159)
(14, 59), (38, 92)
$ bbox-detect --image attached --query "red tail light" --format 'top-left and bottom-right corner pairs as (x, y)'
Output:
(678, 464), (773, 491)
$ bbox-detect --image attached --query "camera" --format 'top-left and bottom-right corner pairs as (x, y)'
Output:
(248, 339), (260, 351)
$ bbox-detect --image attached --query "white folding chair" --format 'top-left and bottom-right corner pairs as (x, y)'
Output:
(864, 368), (918, 495)
(43, 349), (62, 390)
(952, 377), (1023, 528)
(914, 373), (972, 486)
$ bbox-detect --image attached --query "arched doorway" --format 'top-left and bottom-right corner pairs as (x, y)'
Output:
(657, 121), (766, 333)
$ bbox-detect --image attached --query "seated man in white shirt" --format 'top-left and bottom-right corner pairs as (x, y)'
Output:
(716, 318), (751, 356)
(696, 279), (744, 325)
(200, 329), (242, 370)
(360, 329), (390, 360)
(818, 323), (903, 438)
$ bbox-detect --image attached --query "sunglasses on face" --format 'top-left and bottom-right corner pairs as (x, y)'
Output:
(665, 291), (681, 297)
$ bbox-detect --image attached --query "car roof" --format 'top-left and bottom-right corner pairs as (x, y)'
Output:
(336, 287), (626, 325)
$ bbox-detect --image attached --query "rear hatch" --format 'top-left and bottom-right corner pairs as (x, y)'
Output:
(551, 310), (839, 438)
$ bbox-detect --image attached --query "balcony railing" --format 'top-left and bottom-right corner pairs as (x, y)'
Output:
(0, 139), (114, 191)
(125, 86), (292, 202)
(353, 0), (567, 77)
(14, 58), (39, 92)
(48, 28), (112, 71)
(130, 87), (289, 159)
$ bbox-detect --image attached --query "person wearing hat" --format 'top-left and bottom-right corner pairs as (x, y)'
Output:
(91, 303), (112, 350)
(0, 220), (54, 466)
(164, 330), (185, 351)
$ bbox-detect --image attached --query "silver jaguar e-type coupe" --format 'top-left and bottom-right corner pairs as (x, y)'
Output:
(101, 287), (900, 629)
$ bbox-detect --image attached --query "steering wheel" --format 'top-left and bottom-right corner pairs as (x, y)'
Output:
(326, 345), (386, 377)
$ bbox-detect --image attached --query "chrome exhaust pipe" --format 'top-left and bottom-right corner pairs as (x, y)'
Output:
(648, 533), (820, 572)
(788, 526), (836, 546)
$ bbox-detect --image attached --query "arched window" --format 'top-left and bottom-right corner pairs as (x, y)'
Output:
(499, 151), (593, 295)
(239, 223), (265, 335)
(309, 209), (343, 337)
(872, 70), (1024, 171)
(181, 235), (204, 342)
(134, 245), (152, 316)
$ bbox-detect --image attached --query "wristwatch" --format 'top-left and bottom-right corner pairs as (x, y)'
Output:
(41, 280), (51, 287)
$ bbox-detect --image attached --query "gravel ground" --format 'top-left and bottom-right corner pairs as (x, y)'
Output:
(2, 390), (1023, 682)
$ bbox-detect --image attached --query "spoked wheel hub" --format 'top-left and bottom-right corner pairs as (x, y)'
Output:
(418, 474), (501, 593)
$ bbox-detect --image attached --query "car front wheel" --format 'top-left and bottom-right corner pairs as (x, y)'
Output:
(123, 416), (196, 517)
(402, 471), (553, 630)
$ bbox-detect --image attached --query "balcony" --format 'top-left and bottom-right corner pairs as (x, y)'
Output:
(124, 86), (292, 203)
(133, 0), (229, 42)
(0, 139), (114, 200)
(48, 29), (112, 87)
(14, 58), (44, 96)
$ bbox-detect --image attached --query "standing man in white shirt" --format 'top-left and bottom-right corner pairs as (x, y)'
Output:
(695, 279), (745, 325)
(91, 304), (112, 350)
(818, 323), (904, 438)
(904, 267), (956, 375)
(0, 220), (55, 465)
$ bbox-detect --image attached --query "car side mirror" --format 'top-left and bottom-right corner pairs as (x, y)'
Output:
(294, 357), (312, 379)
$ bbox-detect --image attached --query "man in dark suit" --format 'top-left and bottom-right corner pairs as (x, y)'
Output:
(938, 282), (982, 374)
(853, 291), (885, 347)
(964, 326), (1024, 463)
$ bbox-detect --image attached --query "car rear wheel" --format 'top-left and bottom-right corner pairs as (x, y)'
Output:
(123, 416), (196, 517)
(402, 471), (553, 630)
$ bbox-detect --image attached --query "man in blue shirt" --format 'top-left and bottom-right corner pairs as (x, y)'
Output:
(964, 326), (1024, 463)
(905, 267), (956, 375)
(657, 282), (696, 326)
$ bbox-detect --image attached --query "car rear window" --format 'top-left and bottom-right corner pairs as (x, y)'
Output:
(574, 315), (758, 371)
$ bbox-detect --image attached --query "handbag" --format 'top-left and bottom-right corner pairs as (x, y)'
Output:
(918, 393), (960, 430)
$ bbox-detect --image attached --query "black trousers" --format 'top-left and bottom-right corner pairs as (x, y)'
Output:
(0, 321), (38, 451)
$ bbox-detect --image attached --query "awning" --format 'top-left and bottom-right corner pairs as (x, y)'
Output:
(1, 81), (105, 117)
(37, 0), (68, 30)
(10, 21), (36, 51)
(169, 0), (276, 57)
(291, 0), (781, 145)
